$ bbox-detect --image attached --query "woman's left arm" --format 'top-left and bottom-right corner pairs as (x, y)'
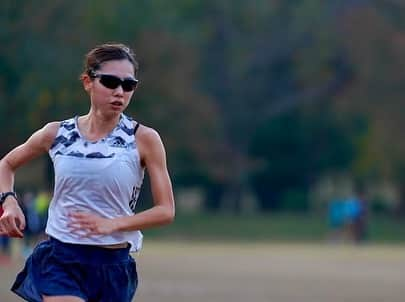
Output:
(115, 126), (175, 231)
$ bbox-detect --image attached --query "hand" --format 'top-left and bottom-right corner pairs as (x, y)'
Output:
(67, 211), (117, 237)
(0, 199), (26, 238)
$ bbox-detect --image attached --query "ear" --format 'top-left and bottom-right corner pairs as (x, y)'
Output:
(82, 74), (93, 92)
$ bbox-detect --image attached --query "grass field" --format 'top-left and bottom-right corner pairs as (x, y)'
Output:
(1, 240), (404, 302)
(146, 213), (405, 243)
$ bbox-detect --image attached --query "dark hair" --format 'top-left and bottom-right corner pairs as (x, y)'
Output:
(81, 43), (139, 79)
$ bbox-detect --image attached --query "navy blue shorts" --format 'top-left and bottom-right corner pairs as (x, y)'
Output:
(11, 238), (138, 302)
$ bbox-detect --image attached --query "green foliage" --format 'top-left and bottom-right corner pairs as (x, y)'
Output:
(2, 0), (405, 215)
(249, 109), (356, 211)
(280, 189), (309, 212)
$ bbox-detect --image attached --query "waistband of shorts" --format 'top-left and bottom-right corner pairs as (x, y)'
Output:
(49, 237), (131, 264)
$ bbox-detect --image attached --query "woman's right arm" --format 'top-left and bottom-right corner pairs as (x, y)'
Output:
(0, 122), (59, 237)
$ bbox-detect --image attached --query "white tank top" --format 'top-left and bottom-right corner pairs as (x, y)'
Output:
(46, 113), (144, 252)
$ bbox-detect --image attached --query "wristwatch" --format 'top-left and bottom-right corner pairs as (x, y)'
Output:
(0, 191), (18, 206)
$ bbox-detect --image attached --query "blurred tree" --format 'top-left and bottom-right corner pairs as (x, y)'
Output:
(249, 108), (357, 211)
(0, 1), (226, 206)
(3, 0), (405, 216)
(0, 1), (89, 156)
(194, 0), (355, 211)
(132, 30), (226, 191)
(335, 2), (405, 215)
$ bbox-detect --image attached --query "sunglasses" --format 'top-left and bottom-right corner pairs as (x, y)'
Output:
(92, 73), (138, 92)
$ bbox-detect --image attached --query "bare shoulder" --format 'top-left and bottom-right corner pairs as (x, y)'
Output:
(2, 121), (61, 169)
(39, 121), (61, 150)
(42, 121), (61, 138)
(133, 122), (166, 164)
(135, 123), (162, 145)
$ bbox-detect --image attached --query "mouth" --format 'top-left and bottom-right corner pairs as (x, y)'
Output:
(110, 101), (124, 107)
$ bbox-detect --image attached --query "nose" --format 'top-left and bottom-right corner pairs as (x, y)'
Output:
(113, 84), (124, 96)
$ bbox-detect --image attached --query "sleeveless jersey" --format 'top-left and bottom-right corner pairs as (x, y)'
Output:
(46, 113), (144, 252)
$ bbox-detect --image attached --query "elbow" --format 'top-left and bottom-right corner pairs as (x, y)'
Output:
(162, 206), (175, 225)
(0, 158), (16, 174)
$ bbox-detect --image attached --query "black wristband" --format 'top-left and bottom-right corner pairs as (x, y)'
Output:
(0, 191), (18, 206)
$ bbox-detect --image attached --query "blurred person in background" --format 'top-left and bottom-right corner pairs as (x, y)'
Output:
(327, 197), (346, 242)
(0, 43), (175, 302)
(351, 188), (369, 243)
(328, 188), (368, 244)
(342, 194), (362, 242)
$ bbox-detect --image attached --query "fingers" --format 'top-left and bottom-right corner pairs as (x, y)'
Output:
(68, 225), (96, 238)
(68, 211), (87, 219)
(67, 211), (113, 237)
(0, 204), (26, 238)
(0, 215), (24, 238)
(68, 213), (92, 229)
(9, 217), (24, 238)
(68, 211), (94, 223)
(17, 215), (26, 231)
(67, 211), (98, 237)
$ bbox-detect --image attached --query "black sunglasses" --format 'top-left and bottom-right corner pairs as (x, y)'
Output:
(92, 73), (138, 92)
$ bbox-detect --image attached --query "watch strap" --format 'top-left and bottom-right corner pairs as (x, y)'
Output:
(0, 191), (18, 205)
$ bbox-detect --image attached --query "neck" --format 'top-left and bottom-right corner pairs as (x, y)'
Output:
(79, 110), (121, 141)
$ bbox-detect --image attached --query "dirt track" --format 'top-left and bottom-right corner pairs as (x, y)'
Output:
(1, 241), (404, 302)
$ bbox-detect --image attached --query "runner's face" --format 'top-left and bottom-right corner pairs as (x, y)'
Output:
(88, 59), (136, 114)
